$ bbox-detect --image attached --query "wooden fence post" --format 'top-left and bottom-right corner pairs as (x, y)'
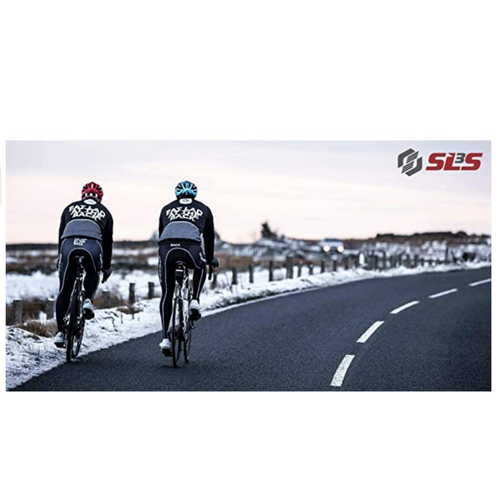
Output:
(268, 261), (274, 282)
(374, 255), (379, 270)
(381, 251), (387, 269)
(13, 299), (23, 324)
(46, 298), (55, 319)
(249, 264), (254, 284)
(129, 283), (136, 304)
(297, 262), (302, 277)
(232, 268), (238, 285)
(286, 257), (294, 279)
(102, 290), (110, 308)
(148, 282), (155, 299)
(308, 263), (314, 275)
(333, 259), (337, 272)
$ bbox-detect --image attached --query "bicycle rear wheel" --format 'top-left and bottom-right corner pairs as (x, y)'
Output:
(183, 321), (192, 363)
(66, 291), (84, 363)
(171, 298), (183, 368)
(183, 290), (194, 363)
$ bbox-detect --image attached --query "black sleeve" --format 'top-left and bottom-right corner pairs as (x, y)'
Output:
(158, 209), (164, 240)
(203, 208), (215, 262)
(102, 212), (114, 269)
(58, 209), (66, 252)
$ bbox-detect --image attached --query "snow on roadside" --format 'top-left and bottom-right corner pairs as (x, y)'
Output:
(6, 261), (490, 390)
(6, 300), (162, 390)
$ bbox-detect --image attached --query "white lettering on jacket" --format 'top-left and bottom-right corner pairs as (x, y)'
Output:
(166, 207), (203, 222)
(69, 204), (106, 221)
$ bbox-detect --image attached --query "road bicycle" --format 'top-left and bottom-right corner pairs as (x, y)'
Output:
(167, 262), (214, 367)
(64, 255), (87, 363)
(168, 261), (194, 367)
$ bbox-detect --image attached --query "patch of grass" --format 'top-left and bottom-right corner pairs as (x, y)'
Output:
(117, 304), (143, 315)
(93, 291), (128, 309)
(21, 320), (57, 338)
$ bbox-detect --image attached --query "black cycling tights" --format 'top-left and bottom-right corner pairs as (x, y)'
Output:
(158, 243), (207, 337)
(56, 238), (102, 332)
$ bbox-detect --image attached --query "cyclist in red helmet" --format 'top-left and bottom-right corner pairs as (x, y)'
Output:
(53, 182), (114, 348)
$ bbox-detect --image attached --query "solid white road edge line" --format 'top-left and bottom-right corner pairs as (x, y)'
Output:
(331, 354), (355, 387)
(357, 321), (385, 343)
(469, 278), (491, 287)
(429, 288), (458, 299)
(390, 301), (419, 314)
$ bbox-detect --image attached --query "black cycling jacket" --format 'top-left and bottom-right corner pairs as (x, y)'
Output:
(58, 198), (114, 269)
(158, 198), (215, 261)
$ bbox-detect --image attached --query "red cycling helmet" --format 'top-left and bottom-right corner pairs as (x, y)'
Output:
(81, 182), (104, 202)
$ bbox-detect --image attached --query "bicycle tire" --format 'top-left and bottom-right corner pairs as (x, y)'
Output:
(65, 323), (74, 364)
(183, 322), (192, 363)
(183, 290), (193, 363)
(171, 297), (182, 367)
(66, 287), (85, 363)
(66, 291), (77, 363)
(73, 300), (84, 359)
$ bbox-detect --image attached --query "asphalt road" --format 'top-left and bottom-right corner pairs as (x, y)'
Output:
(14, 267), (491, 391)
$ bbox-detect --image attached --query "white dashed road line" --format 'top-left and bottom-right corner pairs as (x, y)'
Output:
(357, 321), (385, 344)
(331, 354), (355, 387)
(390, 301), (419, 315)
(429, 288), (458, 299)
(469, 278), (491, 287)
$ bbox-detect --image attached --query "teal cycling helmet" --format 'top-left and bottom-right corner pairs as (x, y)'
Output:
(175, 180), (198, 199)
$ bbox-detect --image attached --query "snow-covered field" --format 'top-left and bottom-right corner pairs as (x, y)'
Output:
(5, 266), (308, 304)
(357, 239), (492, 260)
(6, 260), (490, 390)
(7, 238), (491, 304)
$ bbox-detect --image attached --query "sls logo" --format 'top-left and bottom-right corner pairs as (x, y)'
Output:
(398, 149), (483, 177)
(427, 153), (483, 171)
(398, 149), (422, 177)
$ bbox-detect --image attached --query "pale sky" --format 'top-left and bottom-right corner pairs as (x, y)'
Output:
(6, 141), (491, 244)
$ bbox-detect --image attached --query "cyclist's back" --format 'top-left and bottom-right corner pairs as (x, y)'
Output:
(157, 180), (218, 354)
(54, 182), (113, 347)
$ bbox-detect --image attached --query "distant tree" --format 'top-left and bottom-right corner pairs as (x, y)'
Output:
(261, 221), (279, 240)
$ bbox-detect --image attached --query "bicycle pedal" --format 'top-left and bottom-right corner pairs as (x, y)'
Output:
(190, 311), (201, 321)
(83, 309), (95, 320)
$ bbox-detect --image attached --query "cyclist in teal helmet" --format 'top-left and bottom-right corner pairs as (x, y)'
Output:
(157, 180), (219, 354)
